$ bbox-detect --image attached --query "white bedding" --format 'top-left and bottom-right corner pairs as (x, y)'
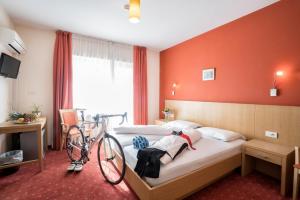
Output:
(123, 137), (245, 186)
(114, 125), (172, 135)
(110, 131), (164, 147)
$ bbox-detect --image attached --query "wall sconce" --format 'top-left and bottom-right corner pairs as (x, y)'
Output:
(171, 83), (177, 96)
(270, 70), (284, 97)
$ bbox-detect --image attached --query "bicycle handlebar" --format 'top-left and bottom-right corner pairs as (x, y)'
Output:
(93, 112), (128, 126)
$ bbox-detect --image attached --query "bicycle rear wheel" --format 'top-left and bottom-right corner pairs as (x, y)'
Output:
(66, 125), (86, 162)
(97, 133), (126, 185)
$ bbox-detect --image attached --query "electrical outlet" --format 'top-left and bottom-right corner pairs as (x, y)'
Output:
(265, 130), (278, 139)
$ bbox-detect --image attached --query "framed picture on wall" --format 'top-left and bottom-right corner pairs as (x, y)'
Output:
(202, 68), (215, 81)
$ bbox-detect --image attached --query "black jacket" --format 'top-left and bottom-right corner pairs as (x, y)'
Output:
(134, 148), (166, 178)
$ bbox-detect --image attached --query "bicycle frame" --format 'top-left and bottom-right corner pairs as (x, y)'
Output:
(77, 112), (127, 161)
(66, 111), (127, 184)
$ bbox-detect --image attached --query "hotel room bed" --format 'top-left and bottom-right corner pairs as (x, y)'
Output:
(111, 124), (246, 200)
(123, 137), (245, 186)
(110, 100), (300, 199)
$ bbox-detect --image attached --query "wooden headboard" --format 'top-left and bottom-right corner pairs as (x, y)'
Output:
(165, 100), (300, 147)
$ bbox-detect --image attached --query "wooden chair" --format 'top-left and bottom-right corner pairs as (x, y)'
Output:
(59, 109), (79, 151)
(293, 146), (300, 200)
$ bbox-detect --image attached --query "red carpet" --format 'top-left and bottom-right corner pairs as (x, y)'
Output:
(0, 150), (293, 200)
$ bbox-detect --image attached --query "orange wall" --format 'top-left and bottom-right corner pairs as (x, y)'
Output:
(160, 0), (300, 115)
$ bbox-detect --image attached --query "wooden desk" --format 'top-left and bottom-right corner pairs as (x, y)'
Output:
(0, 117), (47, 171)
(242, 139), (294, 196)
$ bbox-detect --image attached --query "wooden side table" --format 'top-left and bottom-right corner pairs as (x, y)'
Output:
(0, 117), (47, 172)
(242, 139), (294, 196)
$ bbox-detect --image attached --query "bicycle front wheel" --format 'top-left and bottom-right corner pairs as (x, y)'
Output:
(97, 134), (126, 185)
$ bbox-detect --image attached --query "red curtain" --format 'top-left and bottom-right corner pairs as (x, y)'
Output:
(53, 31), (73, 150)
(133, 46), (148, 125)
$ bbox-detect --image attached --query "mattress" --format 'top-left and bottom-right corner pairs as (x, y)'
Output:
(123, 137), (245, 186)
(110, 131), (164, 147)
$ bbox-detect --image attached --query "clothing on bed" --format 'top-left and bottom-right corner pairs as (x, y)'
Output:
(135, 134), (191, 178)
(134, 148), (166, 178)
(152, 134), (186, 164)
(124, 138), (245, 186)
(134, 134), (190, 178)
(153, 130), (200, 165)
(172, 130), (197, 150)
(132, 128), (202, 178)
(179, 133), (196, 150)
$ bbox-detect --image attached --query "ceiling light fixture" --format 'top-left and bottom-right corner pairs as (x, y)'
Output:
(128, 0), (140, 23)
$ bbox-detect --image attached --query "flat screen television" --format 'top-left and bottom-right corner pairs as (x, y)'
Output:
(0, 53), (21, 79)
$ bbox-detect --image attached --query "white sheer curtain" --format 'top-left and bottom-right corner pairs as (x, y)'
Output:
(72, 34), (133, 124)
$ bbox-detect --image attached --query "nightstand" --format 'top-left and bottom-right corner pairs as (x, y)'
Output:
(154, 119), (172, 125)
(242, 139), (294, 196)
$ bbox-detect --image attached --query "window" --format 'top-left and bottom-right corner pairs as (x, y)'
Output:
(72, 37), (133, 124)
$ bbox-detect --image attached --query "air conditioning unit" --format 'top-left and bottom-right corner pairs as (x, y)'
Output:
(0, 27), (26, 54)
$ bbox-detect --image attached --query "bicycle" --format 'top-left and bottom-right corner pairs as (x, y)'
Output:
(66, 109), (127, 185)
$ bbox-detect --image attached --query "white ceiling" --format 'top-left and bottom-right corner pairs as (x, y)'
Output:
(0, 0), (278, 51)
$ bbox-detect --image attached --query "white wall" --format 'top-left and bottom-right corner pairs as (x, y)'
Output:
(0, 5), (15, 153)
(147, 49), (160, 124)
(14, 24), (55, 146)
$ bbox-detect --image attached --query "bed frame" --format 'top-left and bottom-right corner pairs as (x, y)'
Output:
(115, 152), (242, 200)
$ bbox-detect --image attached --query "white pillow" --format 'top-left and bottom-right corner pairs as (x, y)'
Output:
(162, 120), (202, 131)
(196, 127), (245, 142)
(113, 125), (172, 135)
(195, 127), (215, 138)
